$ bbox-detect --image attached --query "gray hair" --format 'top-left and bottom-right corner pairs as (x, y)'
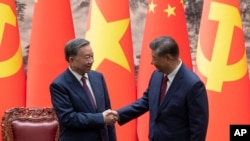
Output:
(64, 38), (90, 62)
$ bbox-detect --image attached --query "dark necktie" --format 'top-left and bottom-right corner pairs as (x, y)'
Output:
(82, 77), (107, 141)
(81, 77), (96, 109)
(160, 76), (168, 103)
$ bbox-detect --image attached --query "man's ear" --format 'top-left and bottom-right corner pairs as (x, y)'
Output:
(69, 56), (74, 63)
(165, 54), (174, 61)
(165, 54), (170, 59)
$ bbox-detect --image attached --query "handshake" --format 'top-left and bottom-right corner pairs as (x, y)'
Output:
(102, 109), (119, 125)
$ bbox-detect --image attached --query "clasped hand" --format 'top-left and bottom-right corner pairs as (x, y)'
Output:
(102, 109), (118, 125)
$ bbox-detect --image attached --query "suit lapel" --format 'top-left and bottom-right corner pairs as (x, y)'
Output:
(148, 71), (164, 119)
(158, 64), (184, 112)
(88, 72), (105, 112)
(65, 69), (96, 112)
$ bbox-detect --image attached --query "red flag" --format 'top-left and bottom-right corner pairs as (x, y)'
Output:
(0, 0), (26, 138)
(85, 0), (138, 140)
(137, 0), (192, 140)
(26, 0), (75, 107)
(195, 0), (250, 140)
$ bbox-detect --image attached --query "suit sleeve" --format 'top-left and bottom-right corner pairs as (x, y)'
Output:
(117, 71), (158, 125)
(117, 90), (149, 125)
(188, 81), (209, 141)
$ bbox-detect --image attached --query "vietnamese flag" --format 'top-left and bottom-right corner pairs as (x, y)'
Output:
(137, 0), (192, 140)
(195, 0), (250, 140)
(26, 0), (75, 107)
(0, 0), (26, 138)
(85, 0), (137, 141)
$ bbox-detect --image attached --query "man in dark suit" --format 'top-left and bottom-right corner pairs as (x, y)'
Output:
(117, 36), (209, 141)
(49, 38), (117, 141)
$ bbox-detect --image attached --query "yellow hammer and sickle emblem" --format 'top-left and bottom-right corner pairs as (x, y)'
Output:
(196, 2), (247, 92)
(0, 3), (23, 78)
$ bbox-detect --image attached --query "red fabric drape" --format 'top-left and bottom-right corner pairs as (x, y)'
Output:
(85, 0), (138, 140)
(26, 0), (75, 107)
(0, 0), (26, 139)
(195, 0), (250, 140)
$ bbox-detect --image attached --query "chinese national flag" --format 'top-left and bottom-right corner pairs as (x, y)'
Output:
(0, 0), (26, 138)
(137, 0), (192, 140)
(195, 0), (250, 140)
(85, 0), (137, 141)
(26, 0), (75, 107)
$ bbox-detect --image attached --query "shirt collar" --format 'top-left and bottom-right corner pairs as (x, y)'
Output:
(166, 61), (182, 83)
(68, 66), (89, 82)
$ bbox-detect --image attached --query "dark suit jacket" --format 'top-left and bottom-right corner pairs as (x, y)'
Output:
(50, 69), (116, 141)
(118, 64), (209, 141)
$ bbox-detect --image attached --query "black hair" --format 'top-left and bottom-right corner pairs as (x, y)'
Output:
(149, 36), (179, 57)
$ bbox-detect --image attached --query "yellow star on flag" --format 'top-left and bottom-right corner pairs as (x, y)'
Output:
(85, 0), (131, 72)
(148, 0), (157, 13)
(163, 4), (176, 17)
(180, 0), (184, 4)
